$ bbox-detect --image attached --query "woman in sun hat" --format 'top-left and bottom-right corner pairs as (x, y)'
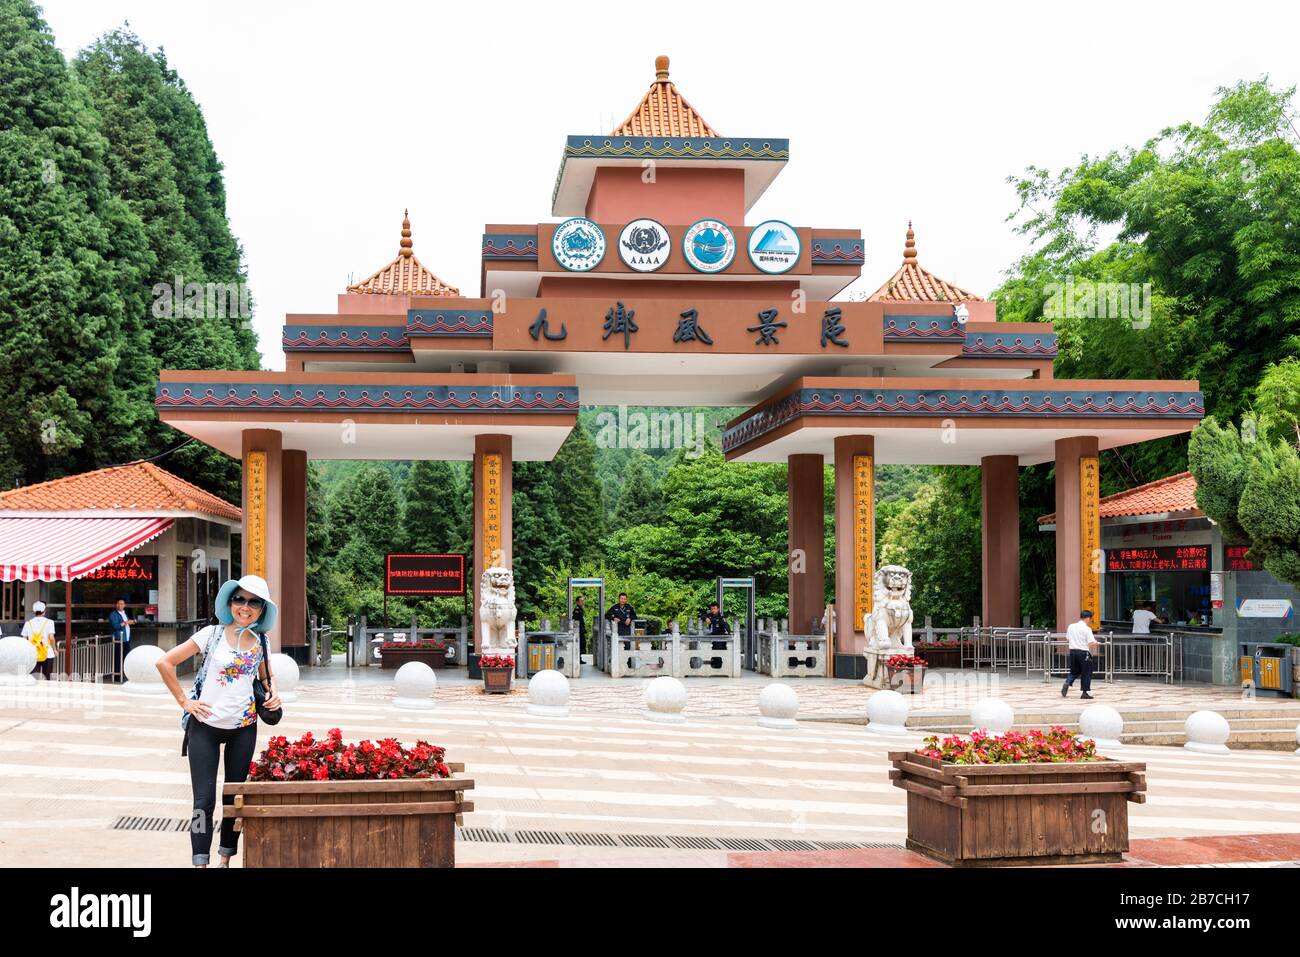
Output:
(156, 574), (281, 867)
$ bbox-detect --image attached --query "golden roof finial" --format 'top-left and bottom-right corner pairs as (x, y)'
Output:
(400, 209), (413, 258)
(655, 55), (670, 82)
(903, 220), (917, 265)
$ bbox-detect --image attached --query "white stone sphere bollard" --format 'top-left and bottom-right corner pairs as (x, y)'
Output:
(970, 697), (1015, 736)
(757, 684), (799, 730)
(642, 676), (687, 723)
(1184, 710), (1231, 755)
(865, 689), (910, 736)
(269, 653), (300, 702)
(527, 669), (570, 717)
(123, 644), (168, 694)
(392, 661), (436, 710)
(0, 635), (37, 686)
(1078, 704), (1124, 749)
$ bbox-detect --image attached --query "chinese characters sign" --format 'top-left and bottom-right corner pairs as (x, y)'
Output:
(1079, 456), (1100, 623)
(83, 554), (158, 582)
(247, 450), (267, 578)
(482, 453), (503, 567)
(853, 455), (874, 630)
(1225, 546), (1255, 571)
(386, 554), (466, 596)
(1107, 545), (1209, 572)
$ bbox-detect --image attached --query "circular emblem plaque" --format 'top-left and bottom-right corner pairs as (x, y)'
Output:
(747, 219), (801, 274)
(682, 219), (736, 273)
(552, 217), (606, 271)
(618, 219), (671, 272)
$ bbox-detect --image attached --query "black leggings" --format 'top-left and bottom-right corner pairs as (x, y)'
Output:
(187, 720), (258, 865)
(31, 659), (54, 679)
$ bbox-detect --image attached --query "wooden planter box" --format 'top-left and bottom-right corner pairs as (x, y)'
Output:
(889, 751), (1146, 866)
(380, 647), (448, 670)
(224, 766), (474, 868)
(916, 645), (962, 669)
(482, 666), (514, 694)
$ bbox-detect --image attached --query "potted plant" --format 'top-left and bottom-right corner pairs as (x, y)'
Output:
(889, 727), (1146, 866)
(886, 653), (927, 694)
(480, 654), (515, 693)
(380, 638), (449, 670)
(224, 728), (474, 868)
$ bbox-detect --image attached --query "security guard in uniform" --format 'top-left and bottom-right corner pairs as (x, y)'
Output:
(704, 601), (729, 650)
(605, 593), (636, 637)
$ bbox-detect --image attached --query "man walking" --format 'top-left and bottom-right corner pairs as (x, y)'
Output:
(22, 601), (57, 680)
(1062, 609), (1097, 699)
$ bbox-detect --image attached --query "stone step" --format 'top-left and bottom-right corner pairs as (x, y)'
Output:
(909, 716), (1299, 735)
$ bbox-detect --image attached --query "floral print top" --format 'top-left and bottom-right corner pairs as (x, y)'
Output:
(189, 625), (263, 729)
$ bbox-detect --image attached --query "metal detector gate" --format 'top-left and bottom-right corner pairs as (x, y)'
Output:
(568, 577), (605, 672)
(717, 576), (757, 671)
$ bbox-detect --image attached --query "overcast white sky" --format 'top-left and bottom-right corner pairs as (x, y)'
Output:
(39, 0), (1300, 371)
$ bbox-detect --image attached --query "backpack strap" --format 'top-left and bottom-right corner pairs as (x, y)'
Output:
(190, 624), (223, 701)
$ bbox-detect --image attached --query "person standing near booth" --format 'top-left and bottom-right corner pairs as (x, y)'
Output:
(573, 594), (588, 656)
(23, 601), (57, 679)
(605, 593), (636, 637)
(704, 601), (729, 651)
(110, 598), (136, 650)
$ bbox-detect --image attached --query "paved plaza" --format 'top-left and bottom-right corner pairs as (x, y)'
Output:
(1, 666), (1298, 868)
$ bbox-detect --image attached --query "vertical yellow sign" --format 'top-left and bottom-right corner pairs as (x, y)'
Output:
(483, 452), (503, 567)
(1079, 455), (1101, 623)
(247, 450), (267, 578)
(853, 454), (874, 630)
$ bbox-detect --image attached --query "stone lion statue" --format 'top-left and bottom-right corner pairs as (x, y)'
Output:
(865, 564), (914, 653)
(478, 566), (518, 655)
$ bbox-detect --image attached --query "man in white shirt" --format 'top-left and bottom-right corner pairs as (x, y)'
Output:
(1061, 610), (1096, 699)
(1131, 601), (1163, 635)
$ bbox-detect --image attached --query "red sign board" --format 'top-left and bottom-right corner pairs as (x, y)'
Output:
(82, 554), (158, 582)
(385, 554), (466, 596)
(1225, 546), (1256, 571)
(1106, 545), (1209, 573)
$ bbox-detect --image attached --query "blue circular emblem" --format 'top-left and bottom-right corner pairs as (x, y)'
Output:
(552, 217), (606, 271)
(682, 219), (736, 273)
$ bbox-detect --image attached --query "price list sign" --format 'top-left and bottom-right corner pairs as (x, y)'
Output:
(1107, 545), (1209, 572)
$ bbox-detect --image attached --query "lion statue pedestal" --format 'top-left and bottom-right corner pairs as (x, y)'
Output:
(479, 566), (518, 657)
(862, 565), (915, 689)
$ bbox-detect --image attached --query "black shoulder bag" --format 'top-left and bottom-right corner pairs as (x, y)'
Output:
(253, 633), (284, 725)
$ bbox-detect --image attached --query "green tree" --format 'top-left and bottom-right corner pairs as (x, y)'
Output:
(550, 425), (605, 563)
(328, 464), (401, 583)
(402, 460), (463, 554)
(878, 473), (982, 626)
(510, 461), (566, 615)
(0, 0), (154, 486)
(610, 451), (663, 529)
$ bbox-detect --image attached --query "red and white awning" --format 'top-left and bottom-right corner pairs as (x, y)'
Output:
(0, 516), (174, 582)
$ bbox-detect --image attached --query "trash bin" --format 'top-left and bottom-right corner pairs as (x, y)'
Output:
(1240, 643), (1294, 697)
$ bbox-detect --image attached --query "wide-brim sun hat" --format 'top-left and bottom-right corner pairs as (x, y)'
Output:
(215, 574), (278, 633)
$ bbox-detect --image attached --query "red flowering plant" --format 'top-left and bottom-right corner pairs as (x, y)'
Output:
(886, 654), (927, 669)
(380, 638), (448, 651)
(915, 726), (1100, 765)
(247, 728), (451, 782)
(479, 655), (514, 669)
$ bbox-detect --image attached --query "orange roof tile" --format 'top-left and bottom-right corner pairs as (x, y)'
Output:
(0, 462), (241, 523)
(1039, 471), (1199, 525)
(868, 222), (984, 303)
(347, 211), (459, 297)
(612, 56), (718, 138)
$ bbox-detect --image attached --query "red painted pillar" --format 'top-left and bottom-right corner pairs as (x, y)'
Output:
(787, 454), (825, 636)
(981, 455), (1021, 627)
(279, 449), (308, 652)
(1054, 436), (1100, 632)
(472, 435), (512, 652)
(833, 435), (874, 654)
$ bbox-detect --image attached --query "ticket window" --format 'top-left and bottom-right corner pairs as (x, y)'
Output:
(1154, 572), (1212, 624)
(1107, 572), (1154, 621)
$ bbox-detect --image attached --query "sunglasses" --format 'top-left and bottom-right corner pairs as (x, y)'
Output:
(230, 594), (266, 610)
